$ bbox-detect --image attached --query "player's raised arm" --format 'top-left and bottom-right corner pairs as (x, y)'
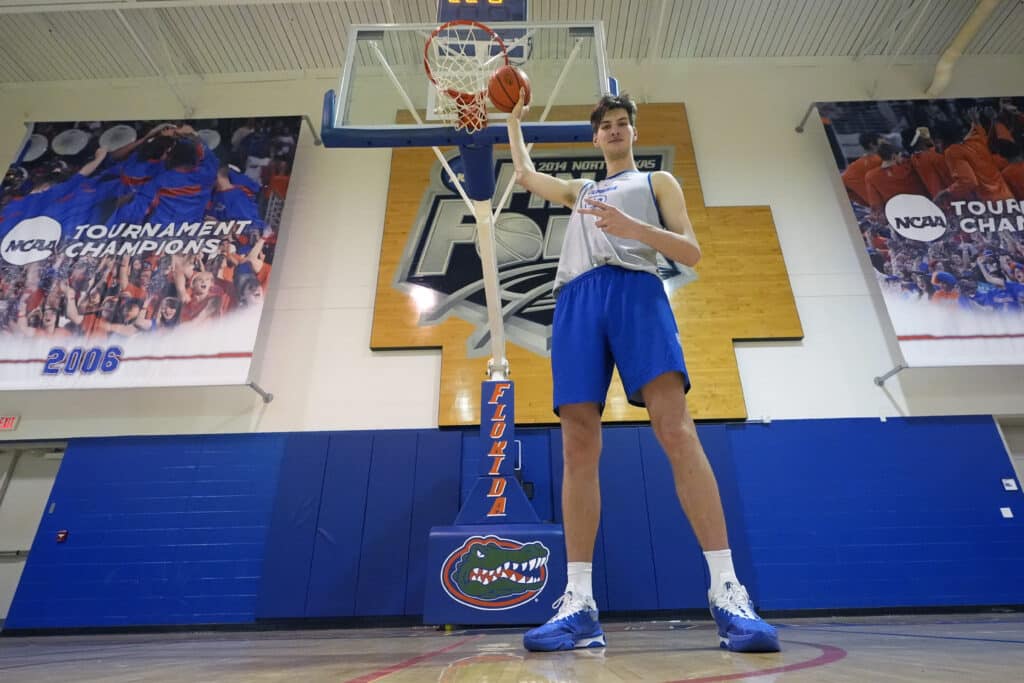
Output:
(507, 90), (586, 209)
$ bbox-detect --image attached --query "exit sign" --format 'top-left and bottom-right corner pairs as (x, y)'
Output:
(0, 416), (19, 431)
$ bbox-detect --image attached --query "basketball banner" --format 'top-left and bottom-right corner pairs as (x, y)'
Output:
(819, 97), (1024, 367)
(0, 116), (300, 389)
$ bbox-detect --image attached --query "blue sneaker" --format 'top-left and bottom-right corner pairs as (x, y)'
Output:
(523, 591), (606, 652)
(709, 581), (780, 652)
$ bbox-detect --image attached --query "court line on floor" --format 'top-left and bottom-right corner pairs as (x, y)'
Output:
(664, 640), (847, 683)
(344, 635), (483, 683)
(784, 626), (1024, 645)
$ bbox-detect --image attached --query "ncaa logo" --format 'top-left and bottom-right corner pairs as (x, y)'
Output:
(395, 149), (695, 356)
(884, 194), (947, 242)
(1, 216), (60, 265)
(440, 535), (550, 610)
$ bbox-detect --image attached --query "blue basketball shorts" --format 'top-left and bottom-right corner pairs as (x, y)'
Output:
(551, 265), (691, 414)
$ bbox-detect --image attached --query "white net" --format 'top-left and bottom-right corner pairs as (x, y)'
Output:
(426, 22), (508, 133)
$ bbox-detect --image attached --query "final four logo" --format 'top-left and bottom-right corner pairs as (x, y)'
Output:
(440, 535), (550, 610)
(394, 149), (695, 357)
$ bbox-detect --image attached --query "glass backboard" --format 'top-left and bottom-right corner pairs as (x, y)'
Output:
(322, 21), (612, 148)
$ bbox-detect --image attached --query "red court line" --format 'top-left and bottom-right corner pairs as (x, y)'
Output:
(344, 635), (482, 683)
(664, 640), (847, 683)
(898, 333), (1024, 341)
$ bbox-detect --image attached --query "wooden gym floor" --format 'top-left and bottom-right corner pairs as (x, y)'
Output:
(2, 612), (1022, 682)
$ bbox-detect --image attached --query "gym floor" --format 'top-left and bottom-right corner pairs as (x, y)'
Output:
(2, 612), (1022, 682)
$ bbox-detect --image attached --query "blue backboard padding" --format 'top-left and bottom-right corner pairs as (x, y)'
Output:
(405, 430), (463, 615)
(304, 431), (374, 617)
(256, 432), (330, 619)
(7, 433), (284, 629)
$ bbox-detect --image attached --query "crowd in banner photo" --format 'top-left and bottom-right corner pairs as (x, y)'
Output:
(0, 117), (299, 341)
(824, 96), (1024, 312)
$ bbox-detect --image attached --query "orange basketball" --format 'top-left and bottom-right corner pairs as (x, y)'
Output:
(488, 65), (531, 113)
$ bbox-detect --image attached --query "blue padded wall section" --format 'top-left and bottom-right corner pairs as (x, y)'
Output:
(304, 431), (374, 617)
(8, 416), (1020, 630)
(405, 429), (462, 615)
(7, 433), (285, 629)
(728, 416), (1024, 611)
(256, 432), (331, 619)
(305, 430), (463, 617)
(353, 431), (418, 616)
(598, 427), (659, 611)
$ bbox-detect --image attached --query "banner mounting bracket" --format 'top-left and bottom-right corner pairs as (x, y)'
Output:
(873, 364), (908, 387)
(247, 382), (274, 403)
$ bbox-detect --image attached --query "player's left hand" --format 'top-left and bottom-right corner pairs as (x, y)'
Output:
(578, 199), (643, 240)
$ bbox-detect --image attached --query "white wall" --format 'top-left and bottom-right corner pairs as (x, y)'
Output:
(0, 447), (62, 619)
(1, 55), (1023, 440)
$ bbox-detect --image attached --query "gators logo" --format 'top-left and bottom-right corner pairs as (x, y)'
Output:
(441, 535), (550, 610)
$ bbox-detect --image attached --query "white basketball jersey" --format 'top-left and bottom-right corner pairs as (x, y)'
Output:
(553, 170), (664, 293)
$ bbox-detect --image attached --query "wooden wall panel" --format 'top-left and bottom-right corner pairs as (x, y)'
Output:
(371, 104), (802, 426)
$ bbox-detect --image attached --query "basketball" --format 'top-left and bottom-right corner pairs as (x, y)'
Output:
(488, 65), (531, 113)
(477, 213), (544, 266)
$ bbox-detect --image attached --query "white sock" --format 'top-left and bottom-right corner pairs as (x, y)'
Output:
(704, 549), (739, 595)
(566, 562), (594, 603)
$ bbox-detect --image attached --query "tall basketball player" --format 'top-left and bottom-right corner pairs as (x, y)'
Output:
(507, 91), (780, 653)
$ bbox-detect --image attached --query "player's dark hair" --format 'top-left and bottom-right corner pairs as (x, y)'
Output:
(877, 141), (901, 162)
(993, 138), (1021, 160)
(858, 132), (882, 150)
(167, 139), (199, 169)
(138, 136), (175, 161)
(590, 93), (637, 134)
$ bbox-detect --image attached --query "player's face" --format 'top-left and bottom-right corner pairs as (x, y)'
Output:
(42, 308), (58, 327)
(593, 109), (635, 157)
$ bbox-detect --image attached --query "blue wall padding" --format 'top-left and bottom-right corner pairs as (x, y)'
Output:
(639, 426), (709, 609)
(304, 431), (374, 617)
(256, 432), (330, 619)
(6, 433), (284, 629)
(353, 431), (419, 616)
(597, 427), (660, 611)
(404, 429), (463, 615)
(7, 416), (1022, 631)
(728, 416), (1024, 610)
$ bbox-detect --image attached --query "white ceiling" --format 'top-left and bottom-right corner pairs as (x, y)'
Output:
(0, 0), (1022, 84)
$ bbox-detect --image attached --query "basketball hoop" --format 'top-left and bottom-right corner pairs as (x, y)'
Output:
(424, 20), (510, 134)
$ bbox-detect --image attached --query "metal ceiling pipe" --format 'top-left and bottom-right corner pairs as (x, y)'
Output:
(925, 0), (999, 96)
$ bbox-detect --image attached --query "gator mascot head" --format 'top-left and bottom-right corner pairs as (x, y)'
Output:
(441, 535), (550, 609)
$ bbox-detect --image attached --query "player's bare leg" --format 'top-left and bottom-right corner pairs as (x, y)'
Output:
(523, 401), (605, 651)
(641, 372), (728, 550)
(642, 370), (780, 652)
